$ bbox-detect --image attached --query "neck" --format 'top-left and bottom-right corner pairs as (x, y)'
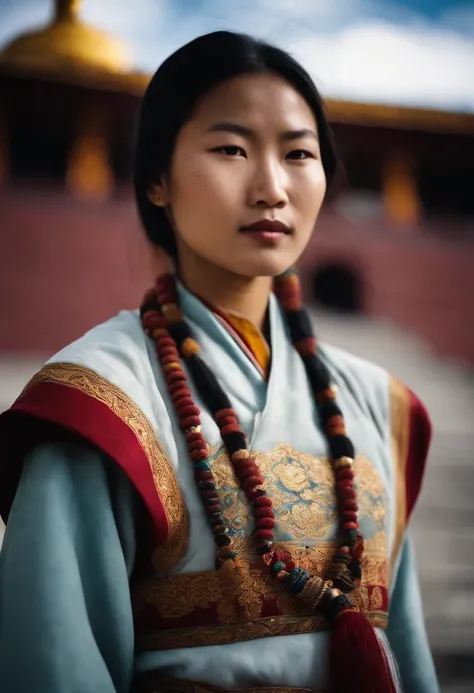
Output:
(177, 253), (273, 330)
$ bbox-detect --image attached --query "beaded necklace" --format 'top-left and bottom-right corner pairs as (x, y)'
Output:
(141, 269), (361, 616)
(140, 269), (397, 693)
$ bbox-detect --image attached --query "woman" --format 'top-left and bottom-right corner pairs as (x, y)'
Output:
(0, 31), (438, 693)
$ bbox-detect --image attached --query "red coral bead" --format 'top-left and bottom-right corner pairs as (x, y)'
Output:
(336, 469), (354, 482)
(233, 459), (256, 473)
(168, 382), (190, 394)
(219, 416), (237, 427)
(166, 371), (186, 384)
(190, 449), (208, 462)
(254, 496), (272, 507)
(180, 415), (200, 430)
(187, 431), (204, 444)
(221, 423), (242, 436)
(255, 507), (274, 519)
(238, 465), (261, 481)
(256, 517), (275, 530)
(342, 521), (359, 531)
(156, 336), (175, 349)
(160, 346), (179, 358)
(172, 395), (193, 408)
(189, 440), (207, 453)
(343, 500), (358, 512)
(176, 404), (200, 418)
(206, 505), (222, 514)
(215, 408), (236, 422)
(342, 511), (358, 522)
(336, 481), (353, 494)
(242, 476), (264, 492)
(195, 471), (213, 481)
(253, 529), (274, 541)
(338, 488), (356, 501)
(285, 561), (296, 572)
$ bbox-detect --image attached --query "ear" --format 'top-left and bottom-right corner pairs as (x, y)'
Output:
(147, 179), (170, 207)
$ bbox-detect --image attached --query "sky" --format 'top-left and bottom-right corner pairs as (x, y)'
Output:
(0, 0), (473, 112)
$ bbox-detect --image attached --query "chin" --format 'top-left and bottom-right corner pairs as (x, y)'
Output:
(235, 253), (295, 278)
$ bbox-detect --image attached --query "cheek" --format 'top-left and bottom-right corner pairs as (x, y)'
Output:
(171, 160), (241, 229)
(292, 168), (327, 225)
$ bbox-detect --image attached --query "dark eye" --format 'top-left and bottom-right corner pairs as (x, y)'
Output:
(214, 145), (246, 157)
(286, 149), (314, 160)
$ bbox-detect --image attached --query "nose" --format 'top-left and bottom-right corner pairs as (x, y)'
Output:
(248, 158), (289, 209)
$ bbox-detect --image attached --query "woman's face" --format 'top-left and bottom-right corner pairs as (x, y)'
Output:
(151, 72), (327, 278)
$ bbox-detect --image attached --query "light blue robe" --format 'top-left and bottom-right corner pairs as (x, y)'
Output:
(0, 284), (439, 692)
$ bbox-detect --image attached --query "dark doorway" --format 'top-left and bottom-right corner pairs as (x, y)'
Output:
(312, 263), (362, 313)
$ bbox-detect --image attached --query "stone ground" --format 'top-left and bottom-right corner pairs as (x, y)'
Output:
(1, 311), (473, 691)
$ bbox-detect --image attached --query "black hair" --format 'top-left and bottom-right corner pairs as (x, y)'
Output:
(134, 30), (340, 257)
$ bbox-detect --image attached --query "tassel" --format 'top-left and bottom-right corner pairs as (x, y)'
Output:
(328, 610), (398, 693)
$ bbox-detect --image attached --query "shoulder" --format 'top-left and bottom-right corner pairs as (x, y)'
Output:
(47, 310), (150, 387)
(319, 343), (391, 435)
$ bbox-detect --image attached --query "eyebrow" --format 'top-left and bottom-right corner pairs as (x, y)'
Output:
(206, 122), (319, 141)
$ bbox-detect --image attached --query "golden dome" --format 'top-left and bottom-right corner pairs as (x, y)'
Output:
(0, 0), (134, 83)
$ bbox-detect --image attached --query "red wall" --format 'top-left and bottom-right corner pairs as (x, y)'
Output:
(1, 188), (473, 364)
(299, 213), (474, 365)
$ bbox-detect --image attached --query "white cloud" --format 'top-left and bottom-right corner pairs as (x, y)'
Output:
(291, 21), (474, 111)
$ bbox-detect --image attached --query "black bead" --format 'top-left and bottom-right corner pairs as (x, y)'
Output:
(285, 309), (314, 342)
(318, 401), (342, 422)
(203, 496), (220, 506)
(329, 435), (355, 460)
(209, 514), (224, 526)
(215, 534), (232, 546)
(198, 481), (217, 490)
(140, 300), (159, 318)
(256, 541), (273, 555)
(169, 320), (193, 346)
(221, 431), (247, 454)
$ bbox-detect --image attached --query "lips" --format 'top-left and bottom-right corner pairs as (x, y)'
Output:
(240, 219), (291, 234)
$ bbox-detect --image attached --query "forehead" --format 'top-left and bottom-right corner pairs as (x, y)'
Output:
(189, 72), (317, 132)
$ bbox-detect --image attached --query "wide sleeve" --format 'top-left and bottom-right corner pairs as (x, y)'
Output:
(0, 441), (139, 693)
(386, 533), (439, 693)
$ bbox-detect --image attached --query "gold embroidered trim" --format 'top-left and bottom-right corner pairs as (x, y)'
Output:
(135, 675), (325, 693)
(24, 362), (188, 572)
(389, 377), (410, 571)
(138, 675), (324, 693)
(135, 610), (388, 651)
(133, 542), (388, 622)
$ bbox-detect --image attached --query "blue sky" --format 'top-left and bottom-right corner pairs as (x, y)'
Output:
(1, 0), (474, 111)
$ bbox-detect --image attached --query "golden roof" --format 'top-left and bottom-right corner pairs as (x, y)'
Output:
(0, 0), (136, 86)
(325, 98), (474, 136)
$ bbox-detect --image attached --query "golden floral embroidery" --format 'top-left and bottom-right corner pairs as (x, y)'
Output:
(24, 362), (189, 572)
(209, 443), (387, 550)
(135, 610), (388, 651)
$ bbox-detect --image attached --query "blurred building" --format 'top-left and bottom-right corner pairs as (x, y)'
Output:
(0, 0), (473, 366)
